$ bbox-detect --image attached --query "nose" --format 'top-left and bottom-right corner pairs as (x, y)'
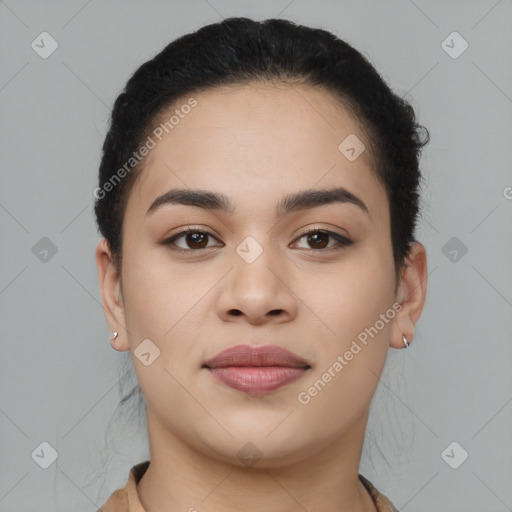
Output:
(216, 245), (298, 326)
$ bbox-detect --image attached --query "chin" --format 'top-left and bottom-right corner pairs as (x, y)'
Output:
(196, 427), (319, 470)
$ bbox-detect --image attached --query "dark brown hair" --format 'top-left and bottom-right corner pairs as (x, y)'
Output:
(94, 17), (429, 278)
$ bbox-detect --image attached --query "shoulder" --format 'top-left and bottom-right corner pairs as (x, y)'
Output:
(97, 460), (150, 512)
(97, 486), (129, 512)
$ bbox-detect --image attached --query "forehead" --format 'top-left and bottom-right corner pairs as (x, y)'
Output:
(126, 82), (386, 222)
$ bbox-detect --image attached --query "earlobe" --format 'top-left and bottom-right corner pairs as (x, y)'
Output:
(95, 238), (130, 351)
(390, 242), (428, 349)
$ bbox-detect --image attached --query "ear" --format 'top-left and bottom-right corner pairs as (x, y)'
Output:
(390, 242), (428, 349)
(95, 238), (130, 351)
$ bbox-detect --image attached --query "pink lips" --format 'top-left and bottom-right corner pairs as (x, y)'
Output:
(203, 344), (310, 394)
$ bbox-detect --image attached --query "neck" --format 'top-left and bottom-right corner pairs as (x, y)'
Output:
(137, 409), (377, 512)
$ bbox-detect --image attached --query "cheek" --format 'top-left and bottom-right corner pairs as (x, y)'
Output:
(305, 248), (395, 343)
(294, 263), (394, 428)
(121, 241), (183, 338)
(121, 241), (219, 361)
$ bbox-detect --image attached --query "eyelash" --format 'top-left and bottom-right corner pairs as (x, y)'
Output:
(161, 226), (353, 255)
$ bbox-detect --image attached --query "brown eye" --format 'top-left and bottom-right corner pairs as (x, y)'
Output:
(184, 231), (209, 249)
(163, 228), (222, 252)
(293, 229), (353, 251)
(307, 231), (329, 249)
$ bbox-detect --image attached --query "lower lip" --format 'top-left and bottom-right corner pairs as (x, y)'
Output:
(207, 366), (308, 394)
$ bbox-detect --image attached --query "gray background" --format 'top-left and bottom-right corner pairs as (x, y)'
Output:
(1, 0), (511, 510)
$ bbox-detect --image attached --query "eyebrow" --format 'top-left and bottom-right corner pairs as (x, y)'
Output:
(146, 186), (370, 219)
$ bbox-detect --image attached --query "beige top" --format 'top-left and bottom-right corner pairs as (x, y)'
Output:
(98, 460), (397, 511)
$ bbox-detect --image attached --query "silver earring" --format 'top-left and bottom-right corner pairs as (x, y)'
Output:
(402, 335), (409, 348)
(109, 331), (118, 341)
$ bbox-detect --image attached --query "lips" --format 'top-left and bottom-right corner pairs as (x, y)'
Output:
(203, 344), (311, 394)
(203, 344), (310, 369)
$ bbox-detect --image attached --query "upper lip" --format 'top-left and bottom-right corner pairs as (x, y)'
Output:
(203, 344), (311, 369)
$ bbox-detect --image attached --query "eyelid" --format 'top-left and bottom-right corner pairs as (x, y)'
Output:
(292, 226), (353, 251)
(161, 225), (353, 253)
(162, 226), (223, 250)
(295, 224), (350, 241)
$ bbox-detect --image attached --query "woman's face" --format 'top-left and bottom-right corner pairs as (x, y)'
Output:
(98, 82), (424, 467)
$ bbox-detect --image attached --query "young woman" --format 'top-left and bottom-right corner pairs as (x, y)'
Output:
(95, 16), (428, 512)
